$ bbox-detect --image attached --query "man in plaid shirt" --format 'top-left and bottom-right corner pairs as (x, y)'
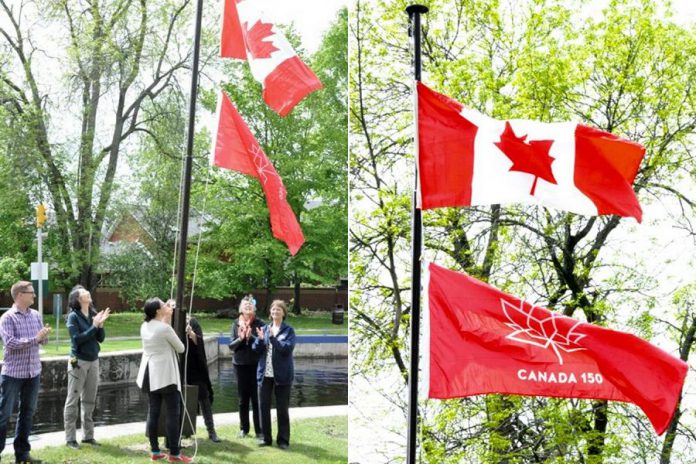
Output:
(0, 281), (51, 464)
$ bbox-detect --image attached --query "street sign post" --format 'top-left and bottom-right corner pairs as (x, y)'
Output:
(30, 261), (48, 318)
(53, 293), (62, 350)
(35, 204), (47, 319)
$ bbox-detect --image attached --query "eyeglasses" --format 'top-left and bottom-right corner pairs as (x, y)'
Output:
(21, 291), (36, 295)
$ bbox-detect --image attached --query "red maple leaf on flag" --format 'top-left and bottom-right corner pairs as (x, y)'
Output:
(243, 20), (279, 59)
(495, 121), (557, 195)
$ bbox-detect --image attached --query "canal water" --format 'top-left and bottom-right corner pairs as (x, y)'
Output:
(21, 357), (347, 436)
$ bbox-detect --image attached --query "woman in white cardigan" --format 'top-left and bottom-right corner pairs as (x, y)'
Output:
(136, 298), (191, 463)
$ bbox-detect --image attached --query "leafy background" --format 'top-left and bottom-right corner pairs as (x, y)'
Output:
(349, 0), (696, 462)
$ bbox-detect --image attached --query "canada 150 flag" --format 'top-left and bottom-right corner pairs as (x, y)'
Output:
(417, 82), (645, 221)
(212, 91), (305, 255)
(220, 0), (322, 116)
(422, 262), (688, 435)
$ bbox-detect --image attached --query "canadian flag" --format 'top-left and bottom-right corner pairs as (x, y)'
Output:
(220, 0), (323, 116)
(212, 91), (305, 255)
(417, 82), (645, 221)
(423, 262), (688, 435)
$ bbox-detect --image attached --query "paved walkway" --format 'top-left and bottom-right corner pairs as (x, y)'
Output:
(2, 404), (347, 455)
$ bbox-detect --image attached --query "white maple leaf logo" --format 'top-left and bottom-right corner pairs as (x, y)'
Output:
(501, 299), (586, 365)
(250, 143), (286, 201)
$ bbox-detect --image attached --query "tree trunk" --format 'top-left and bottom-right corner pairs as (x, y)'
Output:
(262, 263), (272, 318)
(660, 401), (681, 464)
(293, 276), (301, 315)
(587, 400), (608, 461)
(659, 314), (695, 464)
(79, 263), (96, 293)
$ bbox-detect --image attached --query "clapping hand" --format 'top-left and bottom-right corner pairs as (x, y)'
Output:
(256, 327), (265, 341)
(99, 308), (111, 328)
(36, 324), (52, 342)
(93, 308), (111, 328)
(238, 319), (251, 340)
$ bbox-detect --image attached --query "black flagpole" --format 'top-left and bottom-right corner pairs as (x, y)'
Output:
(174, 0), (204, 342)
(406, 4), (428, 464)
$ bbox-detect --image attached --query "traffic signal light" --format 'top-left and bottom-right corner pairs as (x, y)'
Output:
(36, 204), (46, 228)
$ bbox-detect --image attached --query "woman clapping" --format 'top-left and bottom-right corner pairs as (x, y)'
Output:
(253, 300), (296, 450)
(63, 287), (110, 449)
(229, 297), (264, 439)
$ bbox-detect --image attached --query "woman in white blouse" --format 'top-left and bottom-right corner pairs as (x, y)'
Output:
(136, 298), (191, 463)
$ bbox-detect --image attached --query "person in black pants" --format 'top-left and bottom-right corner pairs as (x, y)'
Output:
(184, 315), (220, 442)
(136, 298), (191, 463)
(229, 297), (264, 439)
(253, 299), (296, 450)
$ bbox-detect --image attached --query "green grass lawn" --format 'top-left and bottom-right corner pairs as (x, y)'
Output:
(0, 311), (346, 360)
(41, 310), (347, 338)
(30, 415), (347, 463)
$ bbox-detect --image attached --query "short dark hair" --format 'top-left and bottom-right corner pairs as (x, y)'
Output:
(143, 298), (164, 322)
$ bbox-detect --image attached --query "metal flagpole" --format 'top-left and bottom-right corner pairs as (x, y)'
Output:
(405, 5), (428, 464)
(174, 0), (204, 342)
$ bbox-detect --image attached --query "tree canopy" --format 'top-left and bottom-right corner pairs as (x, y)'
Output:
(350, 0), (696, 462)
(0, 1), (348, 310)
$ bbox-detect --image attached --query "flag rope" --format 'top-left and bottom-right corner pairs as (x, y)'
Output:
(167, 109), (204, 464)
(187, 162), (212, 320)
(177, 161), (213, 462)
(166, 139), (201, 460)
(169, 139), (189, 301)
(171, 0), (204, 457)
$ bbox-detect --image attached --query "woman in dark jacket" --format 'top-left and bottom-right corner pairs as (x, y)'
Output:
(63, 286), (110, 448)
(184, 315), (220, 442)
(229, 297), (265, 439)
(252, 299), (296, 449)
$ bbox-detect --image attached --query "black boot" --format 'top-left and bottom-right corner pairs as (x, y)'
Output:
(208, 431), (221, 443)
(200, 396), (220, 443)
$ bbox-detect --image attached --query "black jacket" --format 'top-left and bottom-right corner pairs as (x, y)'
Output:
(67, 308), (105, 361)
(229, 317), (265, 365)
(185, 318), (214, 402)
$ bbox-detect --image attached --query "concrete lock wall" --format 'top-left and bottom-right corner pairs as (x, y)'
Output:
(2, 336), (347, 393)
(35, 350), (144, 392)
